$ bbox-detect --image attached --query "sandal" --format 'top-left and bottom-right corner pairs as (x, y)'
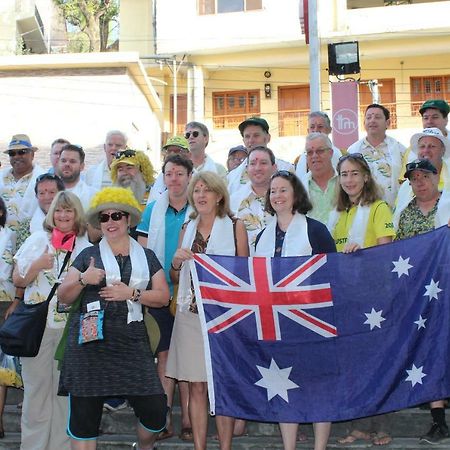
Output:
(179, 427), (193, 441)
(337, 430), (371, 444)
(297, 431), (307, 442)
(372, 431), (392, 446)
(156, 428), (173, 441)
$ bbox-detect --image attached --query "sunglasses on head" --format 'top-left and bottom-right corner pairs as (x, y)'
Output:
(271, 170), (294, 179)
(36, 173), (62, 183)
(98, 211), (129, 223)
(7, 149), (30, 157)
(115, 149), (136, 159)
(338, 153), (370, 167)
(185, 131), (200, 139)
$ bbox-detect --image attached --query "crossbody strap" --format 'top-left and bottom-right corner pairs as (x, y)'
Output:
(45, 250), (72, 304)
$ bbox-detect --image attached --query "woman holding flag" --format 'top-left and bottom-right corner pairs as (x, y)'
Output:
(254, 169), (335, 450)
(167, 171), (248, 450)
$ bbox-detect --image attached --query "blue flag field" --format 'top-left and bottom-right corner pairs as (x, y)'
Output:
(190, 226), (450, 423)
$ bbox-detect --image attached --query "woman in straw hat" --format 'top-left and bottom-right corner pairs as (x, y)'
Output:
(58, 187), (170, 450)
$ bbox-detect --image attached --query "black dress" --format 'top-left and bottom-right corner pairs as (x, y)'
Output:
(60, 245), (164, 397)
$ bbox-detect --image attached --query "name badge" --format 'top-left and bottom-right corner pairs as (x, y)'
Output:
(87, 301), (101, 312)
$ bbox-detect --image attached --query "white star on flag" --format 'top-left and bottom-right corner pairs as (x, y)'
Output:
(391, 256), (413, 278)
(364, 308), (386, 330)
(424, 279), (442, 301)
(414, 315), (427, 330)
(405, 364), (427, 387)
(255, 358), (299, 402)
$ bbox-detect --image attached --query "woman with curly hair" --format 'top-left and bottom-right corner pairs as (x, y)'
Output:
(58, 187), (169, 450)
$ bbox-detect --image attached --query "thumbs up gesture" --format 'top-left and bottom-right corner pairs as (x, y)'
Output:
(80, 257), (105, 286)
(37, 245), (54, 271)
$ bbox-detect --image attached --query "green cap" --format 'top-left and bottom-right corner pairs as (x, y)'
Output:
(238, 117), (269, 136)
(163, 135), (189, 151)
(419, 99), (450, 117)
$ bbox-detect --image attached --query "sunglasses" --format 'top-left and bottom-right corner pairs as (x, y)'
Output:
(185, 131), (200, 139)
(338, 153), (370, 168)
(115, 149), (136, 159)
(271, 170), (294, 179)
(7, 149), (30, 157)
(405, 159), (436, 173)
(36, 173), (62, 183)
(98, 211), (129, 223)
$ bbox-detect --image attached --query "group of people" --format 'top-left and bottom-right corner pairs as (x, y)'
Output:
(0, 96), (448, 450)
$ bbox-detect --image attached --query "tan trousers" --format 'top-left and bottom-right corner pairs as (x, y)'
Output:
(20, 326), (70, 450)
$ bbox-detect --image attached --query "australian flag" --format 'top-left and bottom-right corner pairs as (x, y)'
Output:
(190, 226), (450, 423)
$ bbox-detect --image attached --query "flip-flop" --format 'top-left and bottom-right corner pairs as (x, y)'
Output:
(179, 427), (193, 441)
(156, 428), (174, 441)
(337, 430), (371, 444)
(297, 431), (308, 442)
(372, 432), (392, 446)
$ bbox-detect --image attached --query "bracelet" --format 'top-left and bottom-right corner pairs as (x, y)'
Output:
(170, 262), (183, 271)
(14, 296), (23, 301)
(78, 272), (87, 287)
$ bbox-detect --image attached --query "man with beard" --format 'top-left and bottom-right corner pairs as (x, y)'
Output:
(56, 144), (96, 212)
(110, 149), (155, 208)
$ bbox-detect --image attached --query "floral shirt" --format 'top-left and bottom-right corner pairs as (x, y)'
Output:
(0, 170), (34, 232)
(395, 197), (439, 240)
(14, 231), (91, 329)
(236, 191), (271, 248)
(0, 227), (15, 302)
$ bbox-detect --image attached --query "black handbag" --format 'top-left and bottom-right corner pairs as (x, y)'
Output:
(0, 250), (72, 357)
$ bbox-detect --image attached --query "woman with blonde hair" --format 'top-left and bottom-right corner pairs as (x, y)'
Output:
(13, 191), (91, 450)
(167, 171), (249, 450)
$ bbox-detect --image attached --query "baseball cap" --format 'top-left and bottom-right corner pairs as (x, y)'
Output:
(419, 99), (450, 117)
(238, 117), (269, 136)
(162, 136), (189, 151)
(228, 145), (248, 157)
(410, 127), (450, 158)
(404, 159), (438, 179)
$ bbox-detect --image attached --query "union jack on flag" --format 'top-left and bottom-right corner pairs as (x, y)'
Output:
(193, 253), (337, 341)
(190, 227), (450, 423)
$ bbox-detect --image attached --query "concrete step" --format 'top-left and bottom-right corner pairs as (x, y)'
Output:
(2, 404), (437, 437)
(0, 434), (448, 450)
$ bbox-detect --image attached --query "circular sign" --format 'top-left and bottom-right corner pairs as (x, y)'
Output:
(332, 108), (358, 136)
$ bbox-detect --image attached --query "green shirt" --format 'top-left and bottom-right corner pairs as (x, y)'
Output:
(308, 176), (337, 225)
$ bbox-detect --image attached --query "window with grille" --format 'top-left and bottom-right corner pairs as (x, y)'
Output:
(212, 90), (260, 129)
(199, 0), (262, 15)
(410, 75), (450, 115)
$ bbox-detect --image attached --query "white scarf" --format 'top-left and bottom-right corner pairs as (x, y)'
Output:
(0, 227), (14, 282)
(227, 160), (248, 195)
(394, 189), (450, 230)
(67, 180), (95, 212)
(147, 172), (166, 204)
(30, 208), (46, 234)
(177, 215), (235, 312)
(146, 190), (193, 266)
(254, 213), (312, 257)
(328, 204), (371, 248)
(88, 160), (108, 191)
(196, 154), (219, 174)
(99, 237), (149, 324)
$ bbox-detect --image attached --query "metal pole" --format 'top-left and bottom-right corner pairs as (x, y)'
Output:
(173, 59), (177, 135)
(308, 0), (321, 111)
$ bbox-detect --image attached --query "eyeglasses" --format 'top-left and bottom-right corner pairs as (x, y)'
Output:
(306, 147), (330, 157)
(36, 173), (62, 183)
(185, 131), (200, 139)
(98, 211), (129, 223)
(271, 170), (295, 179)
(7, 149), (30, 157)
(115, 149), (136, 159)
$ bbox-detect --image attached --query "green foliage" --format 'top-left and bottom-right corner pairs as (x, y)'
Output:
(53, 0), (119, 52)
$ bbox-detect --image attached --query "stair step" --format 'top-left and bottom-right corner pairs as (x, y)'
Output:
(0, 434), (448, 450)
